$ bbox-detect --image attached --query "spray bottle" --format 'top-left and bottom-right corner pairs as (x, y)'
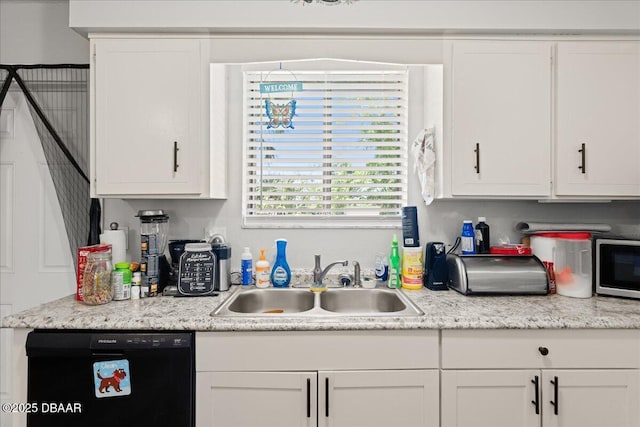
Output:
(388, 234), (401, 289)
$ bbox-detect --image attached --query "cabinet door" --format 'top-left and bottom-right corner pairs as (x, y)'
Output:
(93, 38), (204, 196)
(319, 370), (439, 427)
(542, 370), (640, 427)
(441, 370), (540, 427)
(556, 42), (640, 197)
(450, 41), (552, 197)
(196, 371), (317, 427)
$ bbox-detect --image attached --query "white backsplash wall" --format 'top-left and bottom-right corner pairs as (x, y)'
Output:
(105, 196), (640, 272)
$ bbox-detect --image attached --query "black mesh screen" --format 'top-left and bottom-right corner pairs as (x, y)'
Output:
(0, 65), (95, 269)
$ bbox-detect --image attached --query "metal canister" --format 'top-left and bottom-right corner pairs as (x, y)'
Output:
(212, 244), (232, 291)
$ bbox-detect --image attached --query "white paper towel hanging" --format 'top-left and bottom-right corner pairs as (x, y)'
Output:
(411, 127), (436, 206)
(100, 222), (127, 264)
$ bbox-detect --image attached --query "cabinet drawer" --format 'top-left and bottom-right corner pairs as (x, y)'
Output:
(197, 330), (439, 371)
(442, 329), (640, 369)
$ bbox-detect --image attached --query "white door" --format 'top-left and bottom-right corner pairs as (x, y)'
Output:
(319, 370), (439, 427)
(0, 90), (76, 425)
(555, 42), (640, 197)
(441, 370), (541, 427)
(449, 41), (552, 197)
(542, 370), (640, 427)
(196, 371), (317, 427)
(93, 38), (204, 196)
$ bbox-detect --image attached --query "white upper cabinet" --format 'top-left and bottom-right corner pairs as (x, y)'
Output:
(91, 37), (227, 198)
(448, 41), (553, 197)
(443, 39), (640, 200)
(555, 41), (640, 197)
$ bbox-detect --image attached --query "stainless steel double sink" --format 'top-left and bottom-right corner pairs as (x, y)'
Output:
(211, 287), (424, 317)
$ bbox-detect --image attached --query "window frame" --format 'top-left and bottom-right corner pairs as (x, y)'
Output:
(241, 59), (415, 229)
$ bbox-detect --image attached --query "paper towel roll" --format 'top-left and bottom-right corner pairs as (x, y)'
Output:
(100, 229), (127, 264)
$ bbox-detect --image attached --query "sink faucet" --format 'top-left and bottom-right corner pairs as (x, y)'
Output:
(313, 255), (348, 286)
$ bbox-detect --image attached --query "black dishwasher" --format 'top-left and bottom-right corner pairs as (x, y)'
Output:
(25, 330), (194, 427)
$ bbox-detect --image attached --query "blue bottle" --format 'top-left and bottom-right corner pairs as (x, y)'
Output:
(241, 247), (253, 286)
(270, 239), (291, 288)
(461, 220), (476, 254)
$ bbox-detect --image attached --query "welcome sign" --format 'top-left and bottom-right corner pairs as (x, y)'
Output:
(260, 81), (303, 94)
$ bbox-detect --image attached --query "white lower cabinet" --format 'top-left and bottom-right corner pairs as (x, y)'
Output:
(194, 330), (639, 427)
(195, 331), (440, 427)
(541, 370), (639, 427)
(196, 371), (317, 427)
(442, 369), (640, 427)
(441, 329), (640, 427)
(319, 370), (438, 427)
(197, 369), (438, 427)
(441, 370), (541, 427)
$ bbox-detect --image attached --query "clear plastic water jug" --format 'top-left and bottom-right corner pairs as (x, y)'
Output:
(552, 232), (592, 298)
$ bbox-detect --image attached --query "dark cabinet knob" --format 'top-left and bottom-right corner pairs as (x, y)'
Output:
(538, 346), (549, 356)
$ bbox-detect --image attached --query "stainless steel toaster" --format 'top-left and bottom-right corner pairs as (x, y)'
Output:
(446, 254), (549, 295)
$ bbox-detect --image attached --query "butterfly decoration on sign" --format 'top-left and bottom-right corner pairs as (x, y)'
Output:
(265, 99), (297, 129)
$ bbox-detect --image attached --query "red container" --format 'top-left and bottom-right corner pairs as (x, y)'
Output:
(489, 245), (532, 255)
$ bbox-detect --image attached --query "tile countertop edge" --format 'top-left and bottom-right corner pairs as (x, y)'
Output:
(2, 288), (640, 331)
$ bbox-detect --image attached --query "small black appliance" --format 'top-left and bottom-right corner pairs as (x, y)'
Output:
(425, 242), (448, 290)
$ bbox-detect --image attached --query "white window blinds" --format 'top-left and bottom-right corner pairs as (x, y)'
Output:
(243, 65), (408, 226)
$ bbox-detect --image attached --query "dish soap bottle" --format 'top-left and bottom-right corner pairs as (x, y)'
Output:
(255, 249), (271, 289)
(241, 247), (253, 286)
(270, 239), (291, 288)
(388, 234), (401, 289)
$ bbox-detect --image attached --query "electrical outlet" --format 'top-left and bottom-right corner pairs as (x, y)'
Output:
(204, 225), (226, 243)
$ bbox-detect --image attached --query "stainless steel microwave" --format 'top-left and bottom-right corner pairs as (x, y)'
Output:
(595, 238), (640, 299)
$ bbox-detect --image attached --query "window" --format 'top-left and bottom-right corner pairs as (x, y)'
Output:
(242, 60), (409, 228)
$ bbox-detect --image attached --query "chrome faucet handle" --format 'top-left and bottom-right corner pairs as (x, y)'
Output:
(313, 255), (323, 284)
(352, 261), (361, 287)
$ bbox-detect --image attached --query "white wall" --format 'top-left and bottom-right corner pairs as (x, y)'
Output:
(2, 0), (639, 273)
(68, 0), (640, 34)
(0, 0), (89, 64)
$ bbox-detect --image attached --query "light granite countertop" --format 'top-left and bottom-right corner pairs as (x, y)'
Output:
(2, 284), (640, 331)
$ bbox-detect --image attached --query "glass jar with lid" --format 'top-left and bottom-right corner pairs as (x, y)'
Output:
(82, 251), (114, 305)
